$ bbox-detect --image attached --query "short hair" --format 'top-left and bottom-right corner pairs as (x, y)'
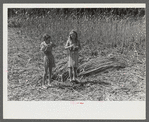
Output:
(43, 33), (51, 41)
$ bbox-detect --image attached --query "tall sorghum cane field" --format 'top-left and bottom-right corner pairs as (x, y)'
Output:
(8, 8), (146, 101)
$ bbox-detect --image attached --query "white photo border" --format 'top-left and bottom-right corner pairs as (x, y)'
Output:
(3, 3), (146, 120)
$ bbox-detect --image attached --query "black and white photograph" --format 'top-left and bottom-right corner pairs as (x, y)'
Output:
(3, 3), (146, 119)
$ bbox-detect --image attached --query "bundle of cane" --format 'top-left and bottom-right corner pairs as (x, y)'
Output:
(52, 44), (75, 81)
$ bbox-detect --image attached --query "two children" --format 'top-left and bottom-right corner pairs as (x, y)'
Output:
(40, 30), (81, 87)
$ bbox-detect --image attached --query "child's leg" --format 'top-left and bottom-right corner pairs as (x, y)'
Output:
(74, 67), (77, 79)
(43, 56), (48, 86)
(72, 67), (77, 81)
(48, 66), (52, 85)
(43, 67), (48, 86)
(69, 67), (73, 81)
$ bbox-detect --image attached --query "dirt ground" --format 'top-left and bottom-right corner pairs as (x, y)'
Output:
(7, 28), (146, 101)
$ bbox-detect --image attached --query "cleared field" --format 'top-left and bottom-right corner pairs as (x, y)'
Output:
(8, 9), (146, 101)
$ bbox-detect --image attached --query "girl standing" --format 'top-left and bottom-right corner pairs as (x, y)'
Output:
(65, 30), (81, 82)
(40, 33), (56, 87)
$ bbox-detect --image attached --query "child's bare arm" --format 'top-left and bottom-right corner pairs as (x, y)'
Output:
(65, 45), (74, 49)
(65, 40), (74, 49)
(65, 40), (69, 49)
(64, 40), (69, 49)
(40, 42), (46, 51)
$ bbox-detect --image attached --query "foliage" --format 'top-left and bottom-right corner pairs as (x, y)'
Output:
(8, 8), (145, 18)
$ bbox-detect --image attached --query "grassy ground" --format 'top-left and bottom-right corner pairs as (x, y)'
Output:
(8, 14), (146, 101)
